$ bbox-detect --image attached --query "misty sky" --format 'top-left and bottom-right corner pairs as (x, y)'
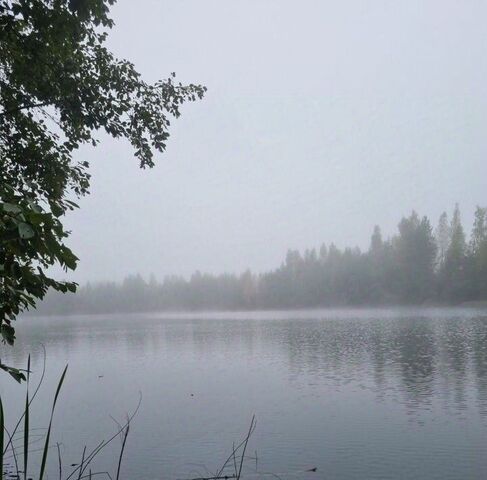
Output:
(62, 0), (487, 283)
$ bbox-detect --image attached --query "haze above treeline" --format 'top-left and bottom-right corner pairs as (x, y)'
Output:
(36, 204), (487, 315)
(59, 0), (487, 283)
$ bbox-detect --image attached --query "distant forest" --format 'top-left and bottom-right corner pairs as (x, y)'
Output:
(35, 204), (487, 315)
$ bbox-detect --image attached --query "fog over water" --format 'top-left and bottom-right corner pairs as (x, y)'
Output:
(58, 0), (487, 283)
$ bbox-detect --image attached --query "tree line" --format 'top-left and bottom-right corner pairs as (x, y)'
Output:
(35, 204), (487, 315)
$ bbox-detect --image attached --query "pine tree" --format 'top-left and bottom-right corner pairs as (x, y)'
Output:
(448, 204), (467, 264)
(369, 225), (383, 254)
(469, 206), (487, 299)
(470, 206), (487, 254)
(435, 212), (450, 269)
(441, 204), (468, 302)
(394, 212), (437, 303)
(319, 243), (328, 263)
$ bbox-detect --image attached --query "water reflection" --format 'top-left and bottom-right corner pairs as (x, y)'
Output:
(3, 309), (487, 417)
(1, 308), (487, 480)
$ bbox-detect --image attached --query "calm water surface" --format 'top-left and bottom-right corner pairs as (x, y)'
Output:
(1, 308), (487, 480)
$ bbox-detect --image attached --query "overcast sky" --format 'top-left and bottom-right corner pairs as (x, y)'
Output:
(62, 0), (487, 283)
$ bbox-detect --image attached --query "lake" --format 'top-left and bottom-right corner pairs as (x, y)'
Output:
(1, 308), (487, 480)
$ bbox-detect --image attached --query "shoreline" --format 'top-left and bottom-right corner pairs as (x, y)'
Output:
(22, 302), (487, 320)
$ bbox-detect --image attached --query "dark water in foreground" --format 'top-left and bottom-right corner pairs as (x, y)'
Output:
(1, 308), (487, 480)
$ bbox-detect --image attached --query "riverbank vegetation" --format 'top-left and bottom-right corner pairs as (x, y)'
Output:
(37, 204), (487, 314)
(0, 353), (140, 480)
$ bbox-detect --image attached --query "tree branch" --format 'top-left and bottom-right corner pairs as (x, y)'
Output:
(0, 102), (50, 117)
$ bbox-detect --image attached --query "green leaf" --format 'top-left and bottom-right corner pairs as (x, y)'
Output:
(0, 363), (26, 383)
(18, 222), (35, 239)
(1, 203), (22, 214)
(9, 370), (26, 383)
(27, 201), (43, 213)
(1, 324), (16, 346)
(49, 201), (64, 217)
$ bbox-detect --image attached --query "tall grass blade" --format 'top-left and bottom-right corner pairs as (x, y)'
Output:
(3, 425), (19, 478)
(216, 416), (256, 479)
(66, 394), (141, 480)
(39, 364), (68, 480)
(115, 421), (129, 480)
(57, 442), (62, 480)
(4, 346), (46, 457)
(77, 446), (86, 480)
(1, 396), (4, 480)
(24, 355), (31, 480)
(237, 416), (256, 480)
